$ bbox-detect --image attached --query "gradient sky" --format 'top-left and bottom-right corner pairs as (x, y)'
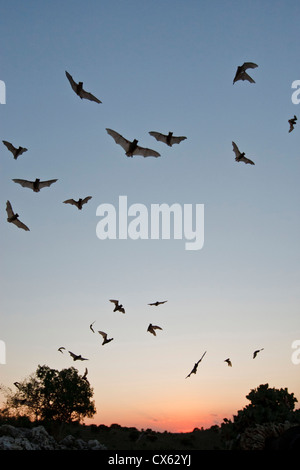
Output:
(0, 0), (299, 433)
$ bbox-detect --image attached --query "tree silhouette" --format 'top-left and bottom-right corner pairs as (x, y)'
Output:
(221, 383), (300, 440)
(4, 365), (96, 423)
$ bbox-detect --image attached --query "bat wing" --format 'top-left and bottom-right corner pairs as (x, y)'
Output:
(149, 131), (168, 143)
(80, 89), (102, 103)
(12, 179), (35, 190)
(98, 331), (107, 340)
(169, 136), (187, 145)
(242, 62), (258, 70)
(63, 199), (78, 206)
(81, 196), (92, 205)
(238, 156), (255, 165)
(13, 218), (30, 231)
(6, 200), (14, 218)
(240, 72), (255, 83)
(3, 140), (16, 153)
(197, 351), (207, 364)
(68, 351), (77, 359)
(65, 71), (78, 93)
(148, 325), (162, 335)
(38, 179), (58, 189)
(106, 128), (131, 153)
(132, 144), (160, 158)
(109, 299), (119, 306)
(232, 141), (241, 159)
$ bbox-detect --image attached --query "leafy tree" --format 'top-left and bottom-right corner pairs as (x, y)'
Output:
(2, 364), (96, 423)
(221, 383), (300, 441)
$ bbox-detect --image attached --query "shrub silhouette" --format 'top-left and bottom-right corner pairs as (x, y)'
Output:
(221, 383), (300, 441)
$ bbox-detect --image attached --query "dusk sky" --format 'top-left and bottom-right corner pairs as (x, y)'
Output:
(1, 0), (299, 433)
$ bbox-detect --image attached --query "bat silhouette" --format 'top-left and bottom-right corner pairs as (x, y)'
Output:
(68, 351), (89, 361)
(65, 71), (102, 103)
(185, 351), (207, 378)
(149, 131), (187, 147)
(98, 331), (114, 345)
(12, 178), (58, 192)
(224, 358), (232, 367)
(6, 200), (30, 231)
(233, 62), (258, 84)
(90, 321), (95, 333)
(288, 115), (297, 133)
(109, 299), (125, 314)
(253, 348), (264, 359)
(232, 141), (255, 165)
(106, 128), (161, 158)
(147, 323), (163, 336)
(148, 301), (168, 306)
(63, 197), (92, 210)
(3, 140), (28, 159)
(58, 347), (65, 353)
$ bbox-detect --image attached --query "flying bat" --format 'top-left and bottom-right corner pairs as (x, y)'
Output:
(253, 348), (264, 359)
(63, 197), (92, 210)
(109, 299), (125, 314)
(6, 200), (30, 231)
(106, 128), (161, 158)
(3, 140), (28, 160)
(65, 71), (102, 103)
(90, 321), (95, 333)
(58, 347), (65, 353)
(12, 178), (58, 192)
(233, 62), (258, 84)
(148, 301), (168, 306)
(98, 331), (114, 345)
(149, 131), (187, 147)
(224, 358), (232, 367)
(232, 141), (255, 165)
(68, 351), (88, 361)
(288, 115), (297, 133)
(185, 351), (207, 378)
(147, 323), (163, 336)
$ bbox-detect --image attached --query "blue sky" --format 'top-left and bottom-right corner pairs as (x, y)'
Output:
(0, 0), (299, 432)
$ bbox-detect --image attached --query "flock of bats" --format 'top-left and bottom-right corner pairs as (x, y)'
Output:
(3, 63), (297, 231)
(55, 296), (265, 382)
(5, 61), (296, 387)
(57, 299), (167, 383)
